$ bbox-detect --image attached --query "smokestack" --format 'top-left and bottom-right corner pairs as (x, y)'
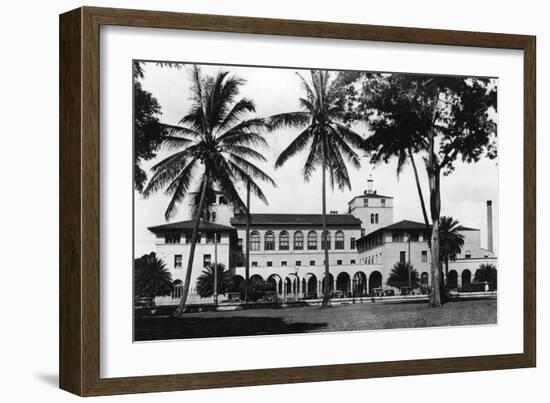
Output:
(486, 200), (493, 253)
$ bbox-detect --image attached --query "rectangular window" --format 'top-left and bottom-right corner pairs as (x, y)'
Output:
(410, 232), (419, 242)
(281, 261), (287, 267)
(174, 254), (182, 268)
(400, 251), (406, 263)
(295, 261), (301, 266)
(337, 260), (342, 265)
(309, 260), (315, 266)
(350, 259), (356, 265)
(165, 232), (181, 244)
(363, 198), (369, 207)
(361, 229), (365, 236)
(203, 254), (211, 267)
(185, 233), (201, 244)
(211, 212), (217, 222)
(251, 261), (258, 267)
(267, 261), (272, 267)
(381, 199), (386, 207)
(350, 237), (356, 249)
(238, 238), (243, 249)
(421, 250), (428, 262)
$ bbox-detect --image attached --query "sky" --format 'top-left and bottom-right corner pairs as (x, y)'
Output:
(134, 62), (499, 256)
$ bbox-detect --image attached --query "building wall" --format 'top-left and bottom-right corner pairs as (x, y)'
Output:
(234, 226), (362, 268)
(154, 233), (232, 286)
(349, 195), (394, 235)
(458, 229), (483, 258)
(184, 193), (236, 226)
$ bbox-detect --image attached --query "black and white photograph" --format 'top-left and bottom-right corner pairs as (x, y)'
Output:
(133, 60), (499, 342)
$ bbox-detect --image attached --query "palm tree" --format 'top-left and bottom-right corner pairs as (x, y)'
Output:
(134, 252), (173, 299)
(386, 261), (420, 289)
(271, 70), (364, 306)
(439, 216), (465, 283)
(143, 66), (275, 315)
(195, 263), (232, 298)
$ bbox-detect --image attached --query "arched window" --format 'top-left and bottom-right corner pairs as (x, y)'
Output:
(321, 231), (331, 250)
(279, 231), (289, 250)
(375, 213), (379, 224)
(250, 231), (260, 251)
(370, 213), (375, 224)
(293, 231), (304, 250)
(335, 231), (345, 249)
(264, 231), (275, 250)
(307, 231), (317, 250)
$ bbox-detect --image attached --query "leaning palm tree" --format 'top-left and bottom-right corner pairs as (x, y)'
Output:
(143, 66), (275, 315)
(271, 70), (364, 306)
(439, 216), (465, 283)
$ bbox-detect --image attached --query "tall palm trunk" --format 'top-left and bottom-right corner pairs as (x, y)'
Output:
(176, 173), (209, 316)
(408, 147), (431, 247)
(428, 149), (442, 307)
(321, 142), (331, 307)
(244, 181), (251, 302)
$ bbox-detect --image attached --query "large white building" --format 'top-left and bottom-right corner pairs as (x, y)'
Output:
(148, 179), (497, 303)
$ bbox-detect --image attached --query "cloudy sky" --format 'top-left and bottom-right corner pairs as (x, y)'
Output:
(134, 62), (498, 256)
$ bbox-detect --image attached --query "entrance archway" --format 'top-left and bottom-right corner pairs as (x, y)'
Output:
(306, 274), (318, 298)
(336, 272), (351, 294)
(461, 269), (472, 290)
(321, 273), (334, 296)
(368, 271), (382, 295)
(353, 271), (367, 296)
(447, 270), (458, 289)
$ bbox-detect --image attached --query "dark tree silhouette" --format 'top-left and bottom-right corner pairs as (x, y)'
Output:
(439, 216), (465, 283)
(474, 263), (497, 286)
(133, 62), (166, 192)
(195, 263), (232, 298)
(386, 261), (420, 289)
(134, 252), (173, 299)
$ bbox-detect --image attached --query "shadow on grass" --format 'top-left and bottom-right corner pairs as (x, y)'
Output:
(135, 315), (329, 341)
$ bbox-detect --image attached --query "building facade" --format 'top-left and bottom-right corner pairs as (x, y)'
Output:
(148, 180), (497, 303)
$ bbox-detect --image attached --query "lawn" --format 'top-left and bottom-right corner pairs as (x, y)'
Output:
(134, 298), (497, 341)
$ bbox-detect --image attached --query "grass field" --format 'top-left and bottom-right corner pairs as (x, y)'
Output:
(134, 298), (497, 341)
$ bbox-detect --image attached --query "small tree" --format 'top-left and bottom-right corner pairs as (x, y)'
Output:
(134, 252), (172, 299)
(474, 263), (497, 286)
(386, 262), (420, 289)
(439, 216), (465, 282)
(195, 263), (232, 298)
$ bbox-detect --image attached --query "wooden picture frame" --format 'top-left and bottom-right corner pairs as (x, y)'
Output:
(59, 6), (536, 396)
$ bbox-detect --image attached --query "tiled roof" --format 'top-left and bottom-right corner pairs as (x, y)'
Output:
(148, 220), (235, 233)
(381, 220), (431, 231)
(230, 213), (362, 227)
(358, 219), (479, 241)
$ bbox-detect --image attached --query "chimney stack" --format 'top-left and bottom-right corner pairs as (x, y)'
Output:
(486, 200), (493, 253)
